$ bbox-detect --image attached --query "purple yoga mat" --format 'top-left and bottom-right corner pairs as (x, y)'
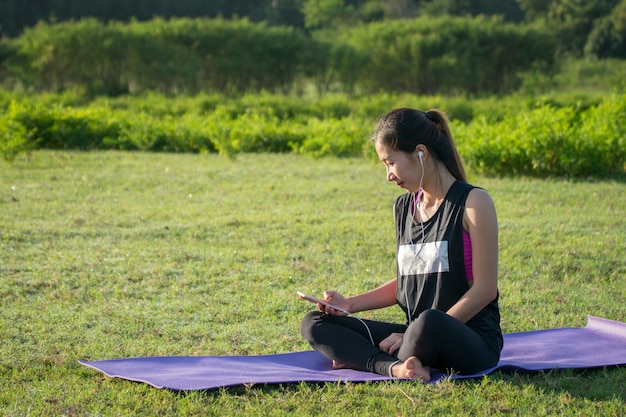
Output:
(79, 316), (626, 391)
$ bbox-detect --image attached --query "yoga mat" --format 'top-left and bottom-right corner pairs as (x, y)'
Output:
(79, 316), (626, 391)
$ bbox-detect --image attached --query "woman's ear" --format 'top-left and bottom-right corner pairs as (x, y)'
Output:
(415, 146), (427, 163)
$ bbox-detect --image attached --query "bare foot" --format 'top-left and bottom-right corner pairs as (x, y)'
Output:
(332, 360), (348, 369)
(391, 356), (431, 382)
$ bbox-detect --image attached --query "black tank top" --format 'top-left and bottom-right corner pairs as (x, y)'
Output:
(394, 180), (503, 354)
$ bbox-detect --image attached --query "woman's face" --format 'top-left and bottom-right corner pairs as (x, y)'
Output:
(375, 141), (422, 192)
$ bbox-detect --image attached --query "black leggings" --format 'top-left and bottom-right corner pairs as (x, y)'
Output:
(300, 308), (499, 376)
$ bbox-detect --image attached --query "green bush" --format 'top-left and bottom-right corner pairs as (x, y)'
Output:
(335, 16), (556, 95)
(0, 106), (29, 161)
(131, 17), (311, 94)
(578, 93), (626, 174)
(1, 91), (624, 177)
(297, 117), (372, 158)
(8, 19), (138, 94)
(114, 112), (215, 153)
(457, 94), (626, 176)
(2, 15), (564, 96)
(5, 17), (313, 95)
(7, 101), (121, 149)
(205, 110), (305, 155)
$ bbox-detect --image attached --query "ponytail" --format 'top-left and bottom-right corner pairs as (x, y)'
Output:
(374, 108), (466, 182)
(423, 109), (466, 182)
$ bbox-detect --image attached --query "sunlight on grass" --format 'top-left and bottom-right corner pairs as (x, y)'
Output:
(1, 151), (625, 415)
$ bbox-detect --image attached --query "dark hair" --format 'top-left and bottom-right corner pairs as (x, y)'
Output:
(373, 108), (466, 182)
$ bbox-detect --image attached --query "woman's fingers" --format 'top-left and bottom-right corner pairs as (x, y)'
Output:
(379, 333), (404, 354)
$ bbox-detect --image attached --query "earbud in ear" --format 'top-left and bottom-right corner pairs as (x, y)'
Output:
(418, 150), (424, 164)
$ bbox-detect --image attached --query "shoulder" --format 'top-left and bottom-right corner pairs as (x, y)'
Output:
(394, 192), (412, 208)
(448, 181), (492, 211)
(466, 187), (495, 211)
(464, 186), (497, 230)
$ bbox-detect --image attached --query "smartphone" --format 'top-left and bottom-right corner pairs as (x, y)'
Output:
(296, 291), (351, 314)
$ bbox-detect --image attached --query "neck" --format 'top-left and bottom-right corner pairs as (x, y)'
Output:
(420, 168), (456, 203)
(412, 169), (455, 222)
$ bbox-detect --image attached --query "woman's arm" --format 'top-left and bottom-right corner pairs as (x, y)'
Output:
(346, 278), (397, 313)
(322, 278), (397, 315)
(446, 188), (499, 323)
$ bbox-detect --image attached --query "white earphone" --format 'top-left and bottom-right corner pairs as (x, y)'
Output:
(418, 150), (424, 164)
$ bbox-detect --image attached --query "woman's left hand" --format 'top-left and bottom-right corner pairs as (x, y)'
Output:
(379, 332), (404, 355)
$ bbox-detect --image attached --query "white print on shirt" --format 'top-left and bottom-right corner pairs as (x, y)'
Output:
(398, 241), (449, 276)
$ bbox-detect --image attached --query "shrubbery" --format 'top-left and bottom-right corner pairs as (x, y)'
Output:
(335, 16), (555, 95)
(1, 91), (624, 177)
(4, 17), (311, 95)
(1, 16), (556, 96)
(456, 94), (626, 176)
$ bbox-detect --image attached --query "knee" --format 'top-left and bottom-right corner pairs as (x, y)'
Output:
(408, 309), (448, 338)
(399, 309), (449, 362)
(299, 311), (324, 343)
(415, 308), (447, 325)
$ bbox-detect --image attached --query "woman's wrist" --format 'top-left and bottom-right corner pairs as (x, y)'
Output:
(345, 297), (358, 313)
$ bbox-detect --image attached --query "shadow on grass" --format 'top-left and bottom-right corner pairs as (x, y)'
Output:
(170, 366), (625, 403)
(480, 366), (626, 402)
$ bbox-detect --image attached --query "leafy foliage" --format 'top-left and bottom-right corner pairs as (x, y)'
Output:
(2, 0), (623, 62)
(5, 17), (311, 95)
(1, 15), (558, 96)
(336, 15), (556, 95)
(585, 0), (626, 58)
(456, 94), (626, 176)
(1, 91), (624, 176)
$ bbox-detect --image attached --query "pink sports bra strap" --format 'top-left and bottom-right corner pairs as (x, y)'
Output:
(463, 231), (473, 281)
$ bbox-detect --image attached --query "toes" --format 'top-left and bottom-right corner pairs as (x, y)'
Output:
(332, 360), (347, 369)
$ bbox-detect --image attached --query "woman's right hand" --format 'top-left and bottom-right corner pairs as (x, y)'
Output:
(320, 290), (351, 316)
(379, 332), (404, 355)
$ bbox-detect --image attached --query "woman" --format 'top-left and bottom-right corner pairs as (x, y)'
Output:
(299, 108), (502, 381)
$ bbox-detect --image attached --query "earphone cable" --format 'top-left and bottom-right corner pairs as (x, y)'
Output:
(404, 155), (426, 324)
(346, 152), (426, 346)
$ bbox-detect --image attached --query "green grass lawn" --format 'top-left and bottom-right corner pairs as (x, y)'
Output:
(1, 151), (625, 416)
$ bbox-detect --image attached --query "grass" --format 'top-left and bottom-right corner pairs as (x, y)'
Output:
(1, 150), (625, 416)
